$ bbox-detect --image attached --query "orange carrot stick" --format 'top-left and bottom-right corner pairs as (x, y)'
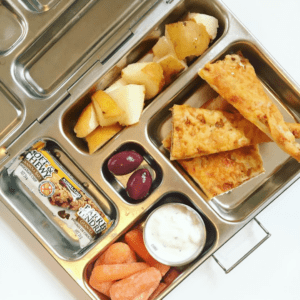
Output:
(91, 242), (137, 296)
(125, 229), (170, 276)
(124, 248), (137, 263)
(163, 268), (181, 285)
(148, 283), (167, 300)
(90, 262), (149, 284)
(110, 267), (162, 300)
(133, 287), (157, 300)
(90, 280), (115, 297)
(94, 242), (132, 267)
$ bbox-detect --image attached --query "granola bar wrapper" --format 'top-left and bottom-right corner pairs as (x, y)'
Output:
(9, 141), (113, 248)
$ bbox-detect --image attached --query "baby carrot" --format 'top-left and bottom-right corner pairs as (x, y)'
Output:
(90, 281), (115, 297)
(148, 283), (167, 300)
(125, 229), (170, 276)
(110, 267), (162, 300)
(90, 262), (149, 284)
(133, 287), (157, 300)
(163, 268), (181, 285)
(124, 248), (137, 263)
(91, 242), (137, 296)
(94, 242), (132, 267)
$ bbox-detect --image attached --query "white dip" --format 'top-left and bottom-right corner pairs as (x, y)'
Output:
(144, 203), (206, 265)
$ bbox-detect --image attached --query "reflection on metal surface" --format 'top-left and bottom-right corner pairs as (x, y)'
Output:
(22, 0), (61, 13)
(0, 83), (23, 146)
(0, 147), (7, 159)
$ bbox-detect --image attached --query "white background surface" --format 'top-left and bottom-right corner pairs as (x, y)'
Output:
(1, 0), (300, 299)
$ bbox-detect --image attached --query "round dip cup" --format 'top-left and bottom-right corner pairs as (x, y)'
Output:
(143, 203), (206, 267)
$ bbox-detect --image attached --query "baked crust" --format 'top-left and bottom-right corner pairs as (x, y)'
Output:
(199, 53), (300, 161)
(164, 138), (264, 199)
(162, 98), (300, 150)
(178, 145), (264, 199)
(170, 105), (269, 160)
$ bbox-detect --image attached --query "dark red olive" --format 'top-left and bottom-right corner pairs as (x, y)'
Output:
(126, 168), (152, 200)
(108, 151), (143, 175)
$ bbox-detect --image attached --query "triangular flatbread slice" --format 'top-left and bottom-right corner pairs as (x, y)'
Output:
(178, 145), (264, 199)
(164, 138), (264, 199)
(199, 53), (300, 162)
(170, 105), (269, 160)
(162, 97), (300, 150)
(202, 96), (300, 140)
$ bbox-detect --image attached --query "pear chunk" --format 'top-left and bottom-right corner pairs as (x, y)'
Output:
(121, 62), (165, 100)
(92, 90), (124, 127)
(74, 103), (99, 138)
(165, 21), (210, 60)
(152, 36), (177, 60)
(186, 13), (219, 40)
(104, 78), (128, 93)
(86, 124), (123, 154)
(107, 84), (145, 126)
(156, 54), (187, 85)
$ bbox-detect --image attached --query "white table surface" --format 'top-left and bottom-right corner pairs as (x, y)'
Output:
(1, 0), (300, 299)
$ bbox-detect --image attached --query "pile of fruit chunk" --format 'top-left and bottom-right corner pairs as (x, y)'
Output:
(74, 13), (219, 154)
(89, 228), (181, 300)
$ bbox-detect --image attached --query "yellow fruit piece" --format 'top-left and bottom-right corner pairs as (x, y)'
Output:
(165, 21), (210, 60)
(157, 54), (187, 85)
(152, 36), (177, 59)
(92, 90), (124, 119)
(86, 124), (123, 154)
(74, 103), (99, 138)
(121, 62), (165, 100)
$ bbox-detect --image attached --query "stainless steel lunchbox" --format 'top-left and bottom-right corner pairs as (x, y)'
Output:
(1, 0), (299, 299)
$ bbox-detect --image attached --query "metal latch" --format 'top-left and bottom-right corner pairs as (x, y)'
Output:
(212, 218), (271, 273)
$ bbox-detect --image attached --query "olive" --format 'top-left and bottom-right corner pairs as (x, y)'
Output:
(126, 168), (152, 200)
(108, 151), (143, 175)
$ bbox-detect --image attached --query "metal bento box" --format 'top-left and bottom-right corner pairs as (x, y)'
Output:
(1, 0), (300, 299)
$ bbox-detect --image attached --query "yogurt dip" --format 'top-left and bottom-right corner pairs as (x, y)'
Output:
(144, 203), (206, 266)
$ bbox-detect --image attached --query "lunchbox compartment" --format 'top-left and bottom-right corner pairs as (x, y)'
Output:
(14, 0), (153, 97)
(102, 142), (163, 204)
(0, 2), (25, 55)
(61, 0), (227, 155)
(0, 138), (117, 260)
(147, 41), (300, 222)
(83, 191), (217, 300)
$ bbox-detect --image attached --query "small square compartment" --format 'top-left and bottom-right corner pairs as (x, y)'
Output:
(83, 192), (217, 300)
(147, 41), (300, 222)
(0, 139), (117, 260)
(102, 142), (163, 204)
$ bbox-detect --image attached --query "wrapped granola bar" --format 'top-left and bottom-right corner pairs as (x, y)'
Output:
(9, 141), (113, 248)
